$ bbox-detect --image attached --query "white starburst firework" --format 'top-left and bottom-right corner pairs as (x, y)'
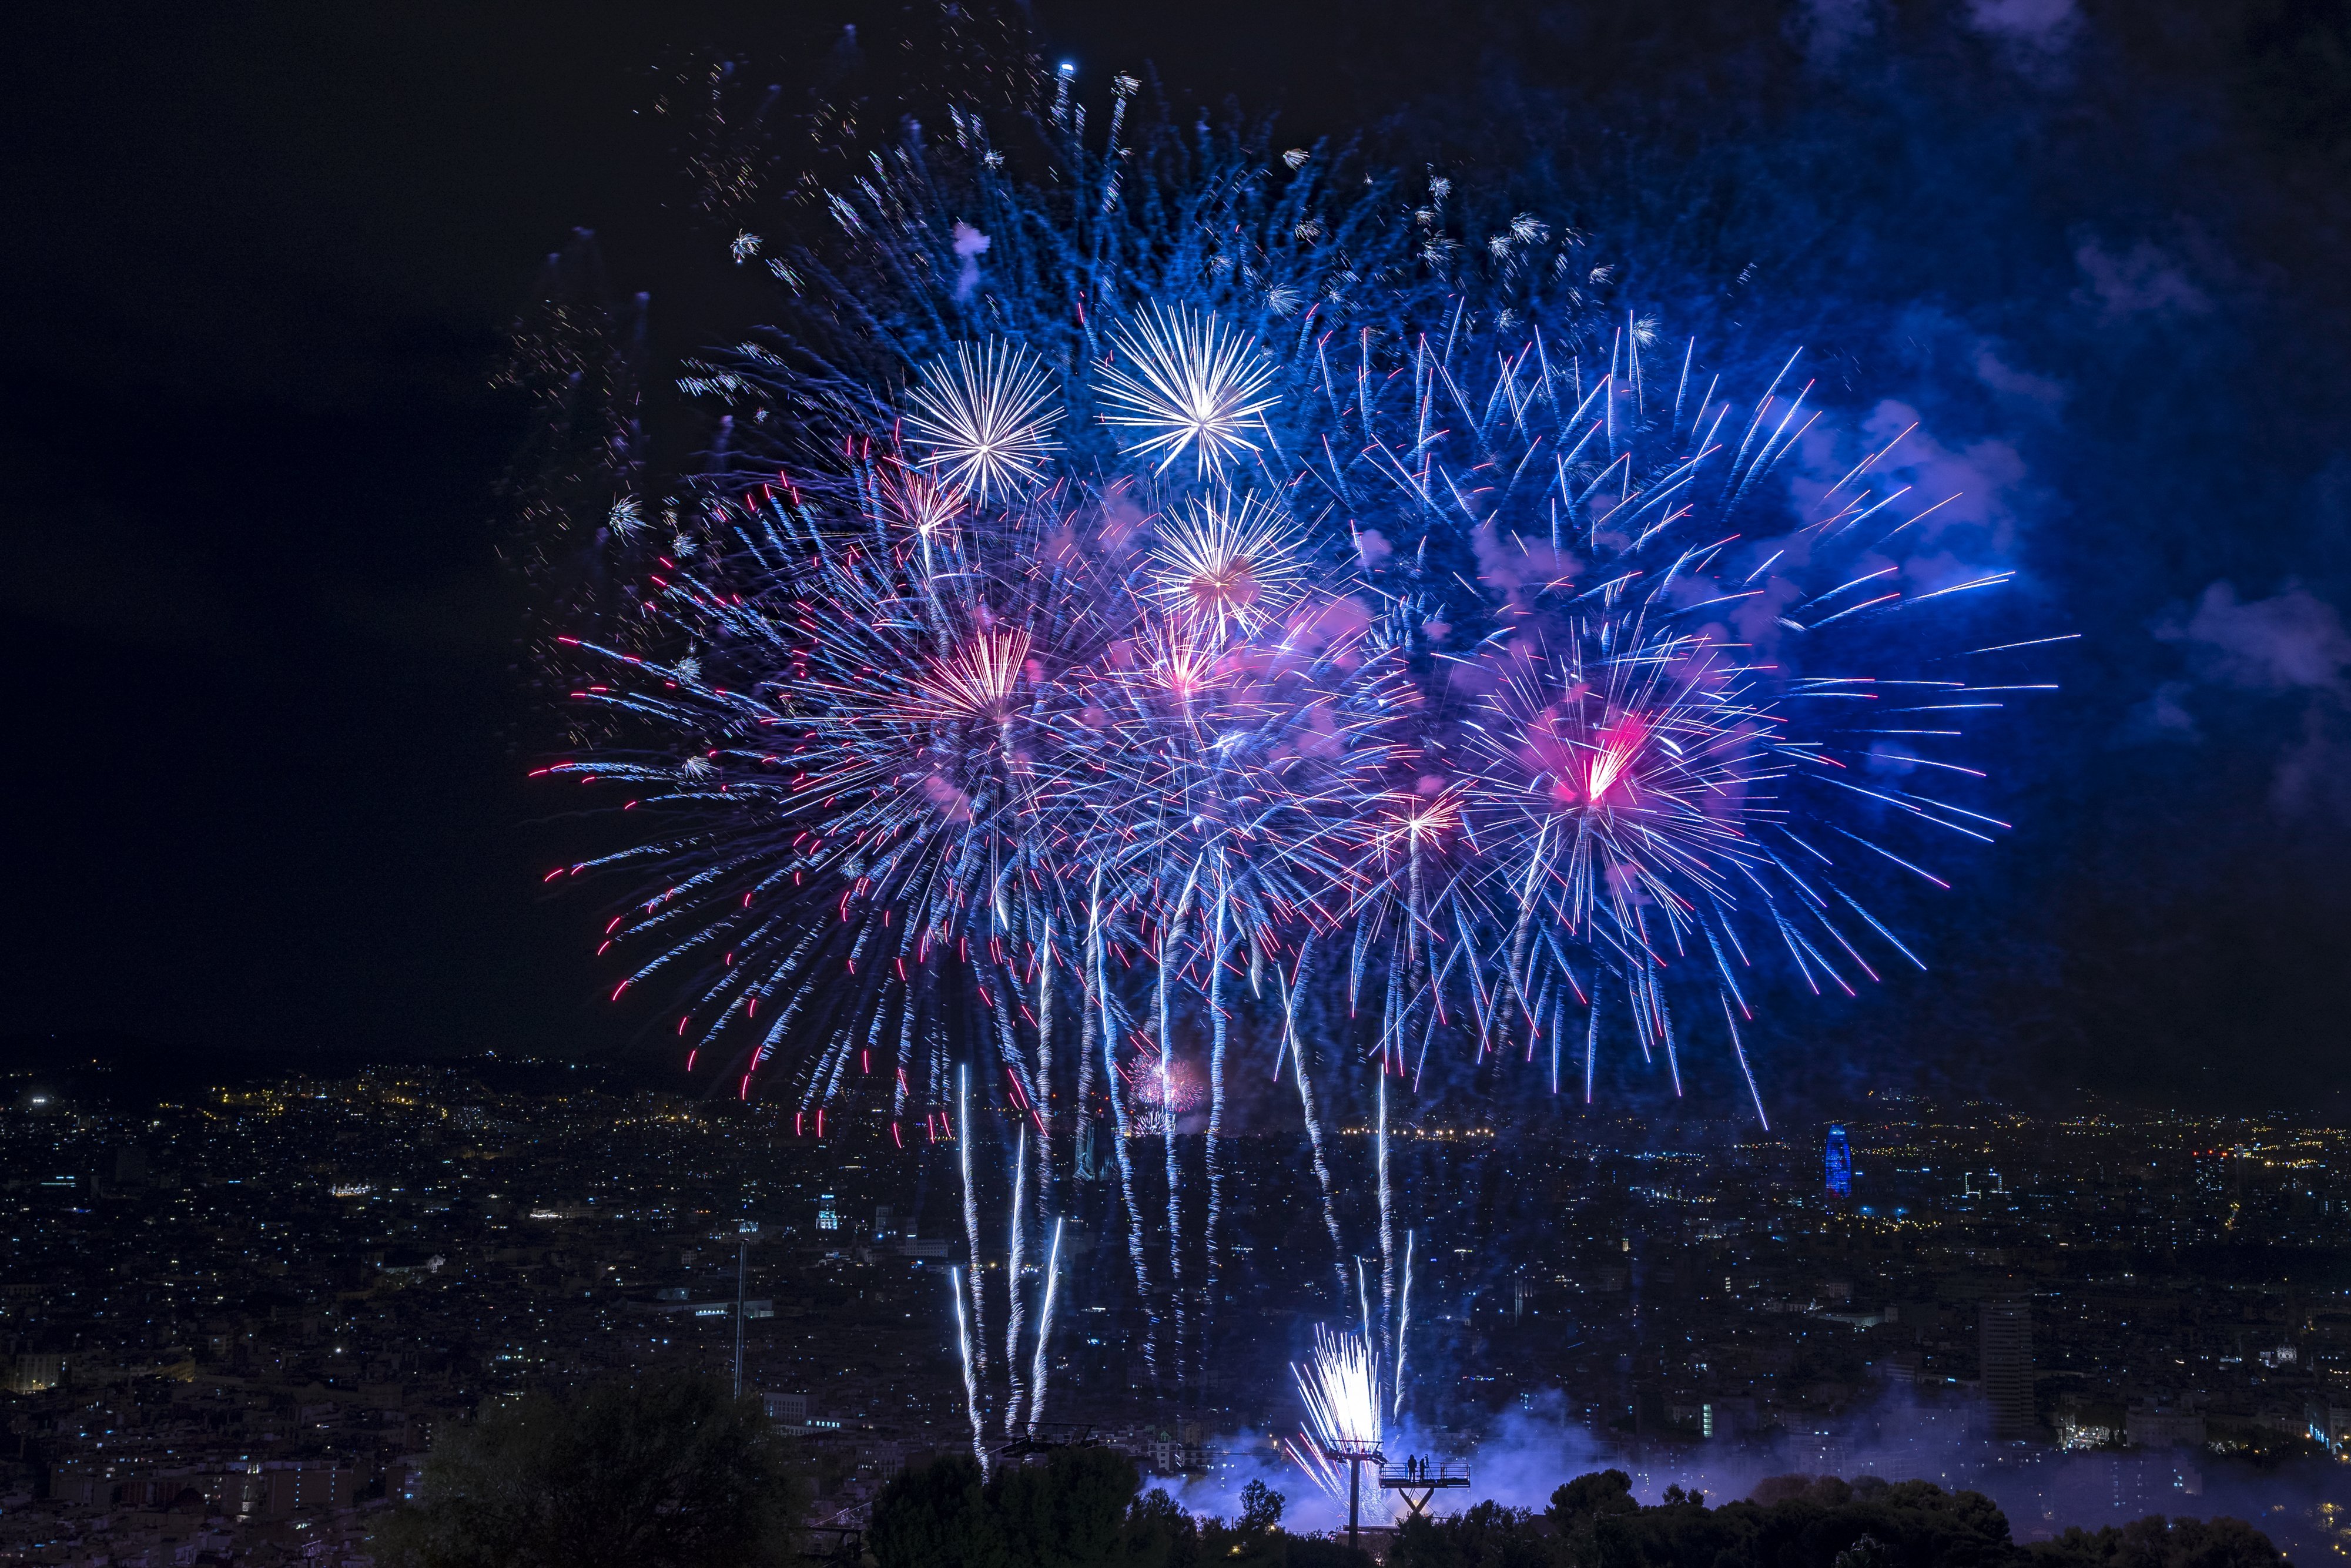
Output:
(1098, 303), (1281, 478)
(1146, 492), (1307, 639)
(903, 339), (1061, 502)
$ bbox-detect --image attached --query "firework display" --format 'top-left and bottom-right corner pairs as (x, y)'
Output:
(1295, 1325), (1384, 1459)
(1291, 1326), (1388, 1543)
(530, 56), (2044, 1425)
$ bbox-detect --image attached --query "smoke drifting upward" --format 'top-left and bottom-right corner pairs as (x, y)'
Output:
(2145, 584), (2351, 818)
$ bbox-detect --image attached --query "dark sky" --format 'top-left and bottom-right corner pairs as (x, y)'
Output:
(4, 0), (2347, 1111)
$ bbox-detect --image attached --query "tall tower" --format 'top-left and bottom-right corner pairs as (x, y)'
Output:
(1824, 1124), (1852, 1198)
(1980, 1296), (2034, 1440)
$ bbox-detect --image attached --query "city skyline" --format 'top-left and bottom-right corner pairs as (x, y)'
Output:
(6, 1058), (2347, 1558)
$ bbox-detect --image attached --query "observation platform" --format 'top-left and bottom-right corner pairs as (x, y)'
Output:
(1378, 1458), (1472, 1519)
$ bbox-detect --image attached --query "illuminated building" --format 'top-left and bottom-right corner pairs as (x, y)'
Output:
(1981, 1296), (2035, 1442)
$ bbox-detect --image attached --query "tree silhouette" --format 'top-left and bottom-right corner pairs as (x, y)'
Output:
(373, 1373), (804, 1568)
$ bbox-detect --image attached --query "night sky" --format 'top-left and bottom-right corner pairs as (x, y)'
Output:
(5, 0), (2347, 1111)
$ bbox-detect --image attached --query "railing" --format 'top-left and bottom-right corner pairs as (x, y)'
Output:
(1378, 1459), (1472, 1486)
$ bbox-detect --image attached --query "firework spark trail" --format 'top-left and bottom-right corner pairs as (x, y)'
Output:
(1093, 903), (1157, 1379)
(1075, 942), (1099, 1182)
(1035, 919), (1057, 1217)
(1026, 1216), (1066, 1436)
(951, 1265), (987, 1476)
(1278, 1429), (1401, 1528)
(1393, 1228), (1415, 1420)
(1280, 940), (1349, 1301)
(1723, 991), (1768, 1130)
(1377, 1070), (1394, 1347)
(1585, 998), (1600, 1104)
(1003, 1123), (1029, 1432)
(957, 1067), (988, 1381)
(1280, 1435), (1352, 1505)
(1204, 894), (1228, 1390)
(1156, 922), (1184, 1391)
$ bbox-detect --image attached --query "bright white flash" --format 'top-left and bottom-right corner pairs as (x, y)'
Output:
(904, 339), (1061, 502)
(1294, 1325), (1382, 1458)
(1099, 303), (1280, 479)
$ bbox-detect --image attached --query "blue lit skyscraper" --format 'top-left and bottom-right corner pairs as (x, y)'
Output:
(1824, 1124), (1853, 1197)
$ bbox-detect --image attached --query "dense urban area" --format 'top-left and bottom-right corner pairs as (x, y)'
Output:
(3, 1057), (2347, 1564)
